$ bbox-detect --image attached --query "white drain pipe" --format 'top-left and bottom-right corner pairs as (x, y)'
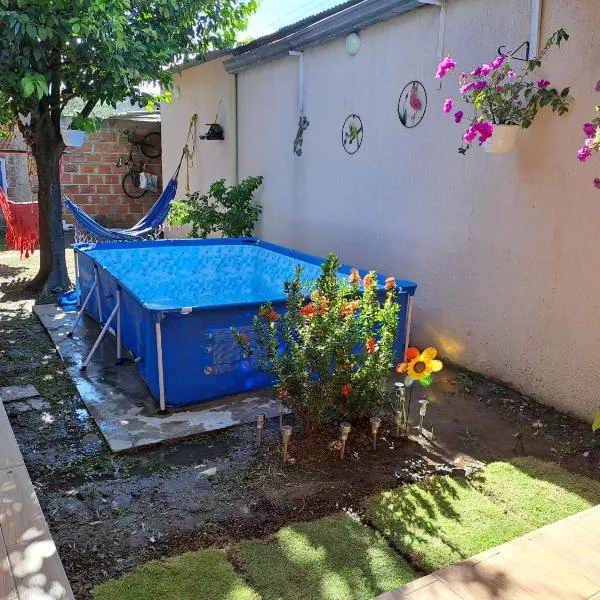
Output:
(530, 0), (542, 58)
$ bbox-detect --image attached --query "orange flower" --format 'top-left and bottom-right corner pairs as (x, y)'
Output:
(318, 298), (328, 315)
(278, 389), (289, 399)
(239, 334), (249, 345)
(349, 268), (361, 286)
(363, 273), (376, 289)
(340, 300), (359, 317)
(299, 303), (317, 319)
(385, 277), (396, 291)
(268, 310), (280, 321)
(366, 338), (377, 353)
(341, 383), (353, 397)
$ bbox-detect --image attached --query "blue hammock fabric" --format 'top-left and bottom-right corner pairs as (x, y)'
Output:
(64, 177), (178, 242)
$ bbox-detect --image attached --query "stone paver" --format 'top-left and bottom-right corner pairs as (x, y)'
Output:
(0, 387), (39, 405)
(376, 504), (600, 600)
(0, 402), (74, 600)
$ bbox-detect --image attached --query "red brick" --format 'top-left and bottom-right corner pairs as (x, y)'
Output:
(60, 173), (73, 184)
(62, 163), (78, 173)
(80, 164), (99, 174)
(72, 174), (88, 184)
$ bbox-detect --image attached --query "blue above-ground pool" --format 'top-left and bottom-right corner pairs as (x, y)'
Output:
(74, 239), (417, 409)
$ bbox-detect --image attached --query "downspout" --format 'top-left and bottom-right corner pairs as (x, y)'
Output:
(530, 0), (542, 58)
(229, 73), (238, 185)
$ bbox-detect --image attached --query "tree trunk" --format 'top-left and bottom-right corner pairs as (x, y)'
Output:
(28, 115), (70, 293)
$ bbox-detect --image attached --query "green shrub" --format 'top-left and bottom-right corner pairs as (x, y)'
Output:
(168, 175), (263, 238)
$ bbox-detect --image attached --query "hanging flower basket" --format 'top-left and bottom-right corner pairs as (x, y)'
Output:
(61, 128), (85, 147)
(482, 124), (519, 153)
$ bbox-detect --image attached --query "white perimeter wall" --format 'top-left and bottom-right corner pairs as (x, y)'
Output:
(164, 0), (600, 421)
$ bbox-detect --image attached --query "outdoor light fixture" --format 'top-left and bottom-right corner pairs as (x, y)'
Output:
(370, 417), (381, 451)
(256, 414), (265, 446)
(418, 394), (429, 435)
(345, 32), (361, 56)
(281, 425), (293, 464)
(340, 422), (351, 460)
(394, 382), (407, 437)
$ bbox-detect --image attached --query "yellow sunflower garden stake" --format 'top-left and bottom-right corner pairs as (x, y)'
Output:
(395, 347), (444, 434)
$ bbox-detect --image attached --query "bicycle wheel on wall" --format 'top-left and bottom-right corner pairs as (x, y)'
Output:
(140, 131), (161, 158)
(122, 172), (147, 198)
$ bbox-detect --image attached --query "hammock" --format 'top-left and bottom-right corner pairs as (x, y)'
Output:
(64, 175), (179, 243)
(0, 187), (39, 257)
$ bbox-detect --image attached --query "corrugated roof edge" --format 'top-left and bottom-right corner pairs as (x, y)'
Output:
(169, 48), (232, 74)
(224, 0), (424, 74)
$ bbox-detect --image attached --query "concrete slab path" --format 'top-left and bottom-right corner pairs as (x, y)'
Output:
(376, 504), (600, 600)
(0, 401), (74, 600)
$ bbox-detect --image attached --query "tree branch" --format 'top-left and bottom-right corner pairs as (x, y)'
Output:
(80, 99), (98, 118)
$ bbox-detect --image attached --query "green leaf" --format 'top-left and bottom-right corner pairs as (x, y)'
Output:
(593, 410), (600, 433)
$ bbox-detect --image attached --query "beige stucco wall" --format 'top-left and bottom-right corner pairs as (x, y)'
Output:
(235, 0), (600, 422)
(161, 57), (233, 237)
(162, 0), (600, 421)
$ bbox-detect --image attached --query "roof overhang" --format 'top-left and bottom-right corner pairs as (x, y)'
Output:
(224, 0), (424, 74)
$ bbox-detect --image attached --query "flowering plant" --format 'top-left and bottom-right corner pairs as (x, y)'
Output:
(235, 254), (400, 431)
(576, 81), (600, 189)
(437, 29), (570, 154)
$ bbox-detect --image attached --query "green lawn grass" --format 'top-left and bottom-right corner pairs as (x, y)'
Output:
(231, 514), (415, 600)
(92, 549), (260, 600)
(364, 457), (600, 573)
(473, 457), (600, 529)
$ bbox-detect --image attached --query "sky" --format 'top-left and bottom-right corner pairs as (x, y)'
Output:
(243, 0), (344, 39)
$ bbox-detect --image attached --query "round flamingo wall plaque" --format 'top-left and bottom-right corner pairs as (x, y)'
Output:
(398, 81), (427, 128)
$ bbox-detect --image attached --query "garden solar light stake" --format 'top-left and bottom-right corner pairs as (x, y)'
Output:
(340, 422), (351, 460)
(370, 417), (381, 450)
(418, 394), (429, 435)
(256, 414), (265, 446)
(281, 425), (293, 464)
(394, 382), (407, 437)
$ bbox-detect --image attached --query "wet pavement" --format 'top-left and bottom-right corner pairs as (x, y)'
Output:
(34, 304), (282, 452)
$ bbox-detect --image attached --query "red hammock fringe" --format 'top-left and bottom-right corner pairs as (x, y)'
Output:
(0, 187), (39, 258)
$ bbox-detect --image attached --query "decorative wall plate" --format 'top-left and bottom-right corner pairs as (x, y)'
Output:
(398, 81), (427, 128)
(342, 114), (363, 154)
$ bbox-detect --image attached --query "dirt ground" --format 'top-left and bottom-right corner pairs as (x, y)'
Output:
(1, 245), (599, 599)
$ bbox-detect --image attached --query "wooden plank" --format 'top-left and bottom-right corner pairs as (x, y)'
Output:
(435, 561), (506, 600)
(0, 532), (18, 600)
(376, 575), (439, 599)
(0, 467), (46, 548)
(0, 419), (24, 470)
(7, 534), (74, 600)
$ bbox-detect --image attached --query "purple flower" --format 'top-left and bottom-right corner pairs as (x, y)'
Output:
(491, 54), (507, 70)
(578, 147), (592, 162)
(595, 80), (600, 92)
(507, 70), (517, 78)
(496, 85), (505, 93)
(464, 126), (477, 143)
(585, 138), (596, 148)
(583, 123), (597, 137)
(436, 55), (456, 79)
(459, 71), (467, 79)
(537, 79), (551, 89)
(454, 110), (464, 124)
(480, 63), (492, 76)
(474, 80), (487, 91)
(471, 66), (483, 77)
(475, 121), (494, 144)
(459, 82), (475, 94)
(443, 98), (453, 113)
(594, 178), (600, 190)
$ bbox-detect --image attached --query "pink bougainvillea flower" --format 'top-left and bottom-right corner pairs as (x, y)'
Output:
(480, 63), (492, 76)
(578, 147), (592, 162)
(496, 85), (505, 93)
(442, 98), (453, 113)
(583, 123), (597, 137)
(585, 138), (596, 148)
(459, 71), (467, 79)
(436, 55), (456, 79)
(459, 82), (475, 94)
(594, 178), (600, 190)
(471, 66), (483, 77)
(464, 125), (477, 143)
(595, 80), (600, 92)
(507, 70), (517, 78)
(537, 79), (551, 89)
(491, 54), (507, 70)
(474, 80), (487, 91)
(476, 121), (494, 144)
(454, 110), (464, 124)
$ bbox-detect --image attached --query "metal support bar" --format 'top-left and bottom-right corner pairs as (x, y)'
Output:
(67, 273), (97, 338)
(403, 294), (415, 361)
(116, 288), (122, 362)
(94, 266), (102, 324)
(155, 318), (166, 412)
(81, 293), (120, 371)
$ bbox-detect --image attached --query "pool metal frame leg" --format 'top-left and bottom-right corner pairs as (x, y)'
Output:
(66, 270), (98, 338)
(155, 316), (167, 413)
(403, 294), (415, 361)
(80, 288), (121, 372)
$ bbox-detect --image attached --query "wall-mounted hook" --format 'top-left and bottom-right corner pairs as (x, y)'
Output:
(498, 40), (530, 62)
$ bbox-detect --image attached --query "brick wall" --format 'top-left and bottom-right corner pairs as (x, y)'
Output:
(1, 119), (162, 230)
(62, 118), (162, 228)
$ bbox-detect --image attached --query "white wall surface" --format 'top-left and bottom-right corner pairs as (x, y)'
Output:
(233, 0), (600, 421)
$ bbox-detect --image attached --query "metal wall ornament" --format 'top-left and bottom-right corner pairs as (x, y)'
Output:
(293, 113), (309, 156)
(398, 81), (427, 128)
(342, 114), (363, 154)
